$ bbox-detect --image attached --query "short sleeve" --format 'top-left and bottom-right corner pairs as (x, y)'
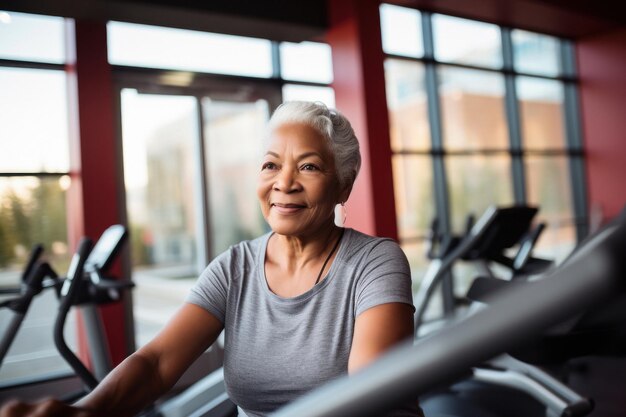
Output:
(185, 249), (232, 323)
(354, 239), (415, 318)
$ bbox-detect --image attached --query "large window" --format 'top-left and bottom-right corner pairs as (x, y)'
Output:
(108, 22), (335, 344)
(0, 11), (76, 384)
(380, 5), (586, 316)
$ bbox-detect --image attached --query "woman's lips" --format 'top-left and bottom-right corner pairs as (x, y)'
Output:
(271, 203), (306, 214)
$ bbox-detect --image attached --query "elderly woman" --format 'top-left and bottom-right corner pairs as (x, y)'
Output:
(1, 101), (422, 417)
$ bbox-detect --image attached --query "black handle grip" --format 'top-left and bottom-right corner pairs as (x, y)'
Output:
(21, 244), (44, 284)
(53, 238), (99, 391)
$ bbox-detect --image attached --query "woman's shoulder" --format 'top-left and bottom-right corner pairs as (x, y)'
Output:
(343, 228), (405, 259)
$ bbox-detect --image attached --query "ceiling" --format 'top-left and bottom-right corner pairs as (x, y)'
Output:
(1, 0), (625, 41)
(394, 0), (626, 39)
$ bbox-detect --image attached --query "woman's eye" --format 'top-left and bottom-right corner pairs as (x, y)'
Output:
(301, 163), (319, 171)
(262, 162), (277, 171)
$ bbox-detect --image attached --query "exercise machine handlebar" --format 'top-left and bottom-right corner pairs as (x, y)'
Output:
(0, 246), (56, 366)
(53, 238), (99, 391)
(0, 245), (44, 296)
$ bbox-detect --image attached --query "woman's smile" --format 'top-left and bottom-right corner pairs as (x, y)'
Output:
(271, 202), (308, 215)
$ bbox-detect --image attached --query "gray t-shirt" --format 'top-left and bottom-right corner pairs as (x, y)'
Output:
(186, 228), (420, 416)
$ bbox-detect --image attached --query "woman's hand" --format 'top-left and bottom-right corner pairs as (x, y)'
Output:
(0, 398), (94, 417)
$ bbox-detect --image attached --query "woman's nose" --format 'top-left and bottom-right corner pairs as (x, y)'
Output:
(273, 168), (300, 192)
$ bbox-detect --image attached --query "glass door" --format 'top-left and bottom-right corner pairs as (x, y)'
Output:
(119, 86), (273, 345)
(203, 99), (270, 257)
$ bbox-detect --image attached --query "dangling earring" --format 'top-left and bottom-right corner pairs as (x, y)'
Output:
(335, 202), (347, 227)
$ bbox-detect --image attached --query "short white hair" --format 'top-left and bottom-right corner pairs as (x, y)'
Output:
(267, 101), (361, 191)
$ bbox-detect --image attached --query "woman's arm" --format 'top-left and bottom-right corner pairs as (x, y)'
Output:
(0, 303), (223, 417)
(348, 302), (414, 373)
(348, 303), (423, 416)
(78, 303), (223, 415)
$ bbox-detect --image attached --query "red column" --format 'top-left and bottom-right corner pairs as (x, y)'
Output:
(326, 0), (398, 240)
(66, 19), (129, 365)
(577, 28), (626, 223)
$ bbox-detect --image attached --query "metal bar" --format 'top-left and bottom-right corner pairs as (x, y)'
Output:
(271, 41), (282, 80)
(0, 172), (70, 177)
(501, 28), (526, 204)
(111, 65), (330, 89)
(472, 368), (569, 414)
(414, 206), (499, 332)
(501, 357), (588, 404)
(81, 304), (113, 381)
(391, 149), (582, 157)
(561, 40), (589, 240)
(421, 11), (454, 313)
(194, 96), (212, 270)
(0, 312), (25, 365)
(54, 238), (99, 391)
(112, 82), (137, 355)
(381, 54), (578, 83)
(0, 58), (65, 71)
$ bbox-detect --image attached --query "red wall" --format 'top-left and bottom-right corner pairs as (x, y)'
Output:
(577, 28), (626, 222)
(326, 0), (399, 240)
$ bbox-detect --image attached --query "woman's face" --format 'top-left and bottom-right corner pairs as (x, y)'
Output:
(257, 122), (345, 238)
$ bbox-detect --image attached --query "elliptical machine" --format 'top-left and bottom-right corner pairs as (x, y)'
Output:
(415, 205), (552, 334)
(53, 225), (133, 393)
(415, 205), (593, 417)
(0, 225), (132, 399)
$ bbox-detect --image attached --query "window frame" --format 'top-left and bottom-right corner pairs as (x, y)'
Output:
(381, 6), (588, 315)
(0, 16), (76, 387)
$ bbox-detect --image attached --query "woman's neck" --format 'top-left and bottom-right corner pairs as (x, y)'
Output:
(269, 223), (343, 271)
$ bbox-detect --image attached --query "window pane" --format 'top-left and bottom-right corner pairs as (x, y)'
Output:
(517, 77), (566, 150)
(439, 67), (508, 150)
(446, 155), (514, 232)
(512, 30), (561, 77)
(120, 90), (199, 344)
(385, 59), (430, 151)
(0, 11), (65, 63)
(203, 99), (270, 257)
(0, 68), (70, 172)
(107, 22), (273, 78)
(0, 176), (70, 285)
(392, 155), (434, 240)
(280, 42), (333, 83)
(525, 155), (573, 222)
(0, 176), (74, 383)
(379, 4), (423, 58)
(282, 84), (335, 108)
(433, 14), (502, 68)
